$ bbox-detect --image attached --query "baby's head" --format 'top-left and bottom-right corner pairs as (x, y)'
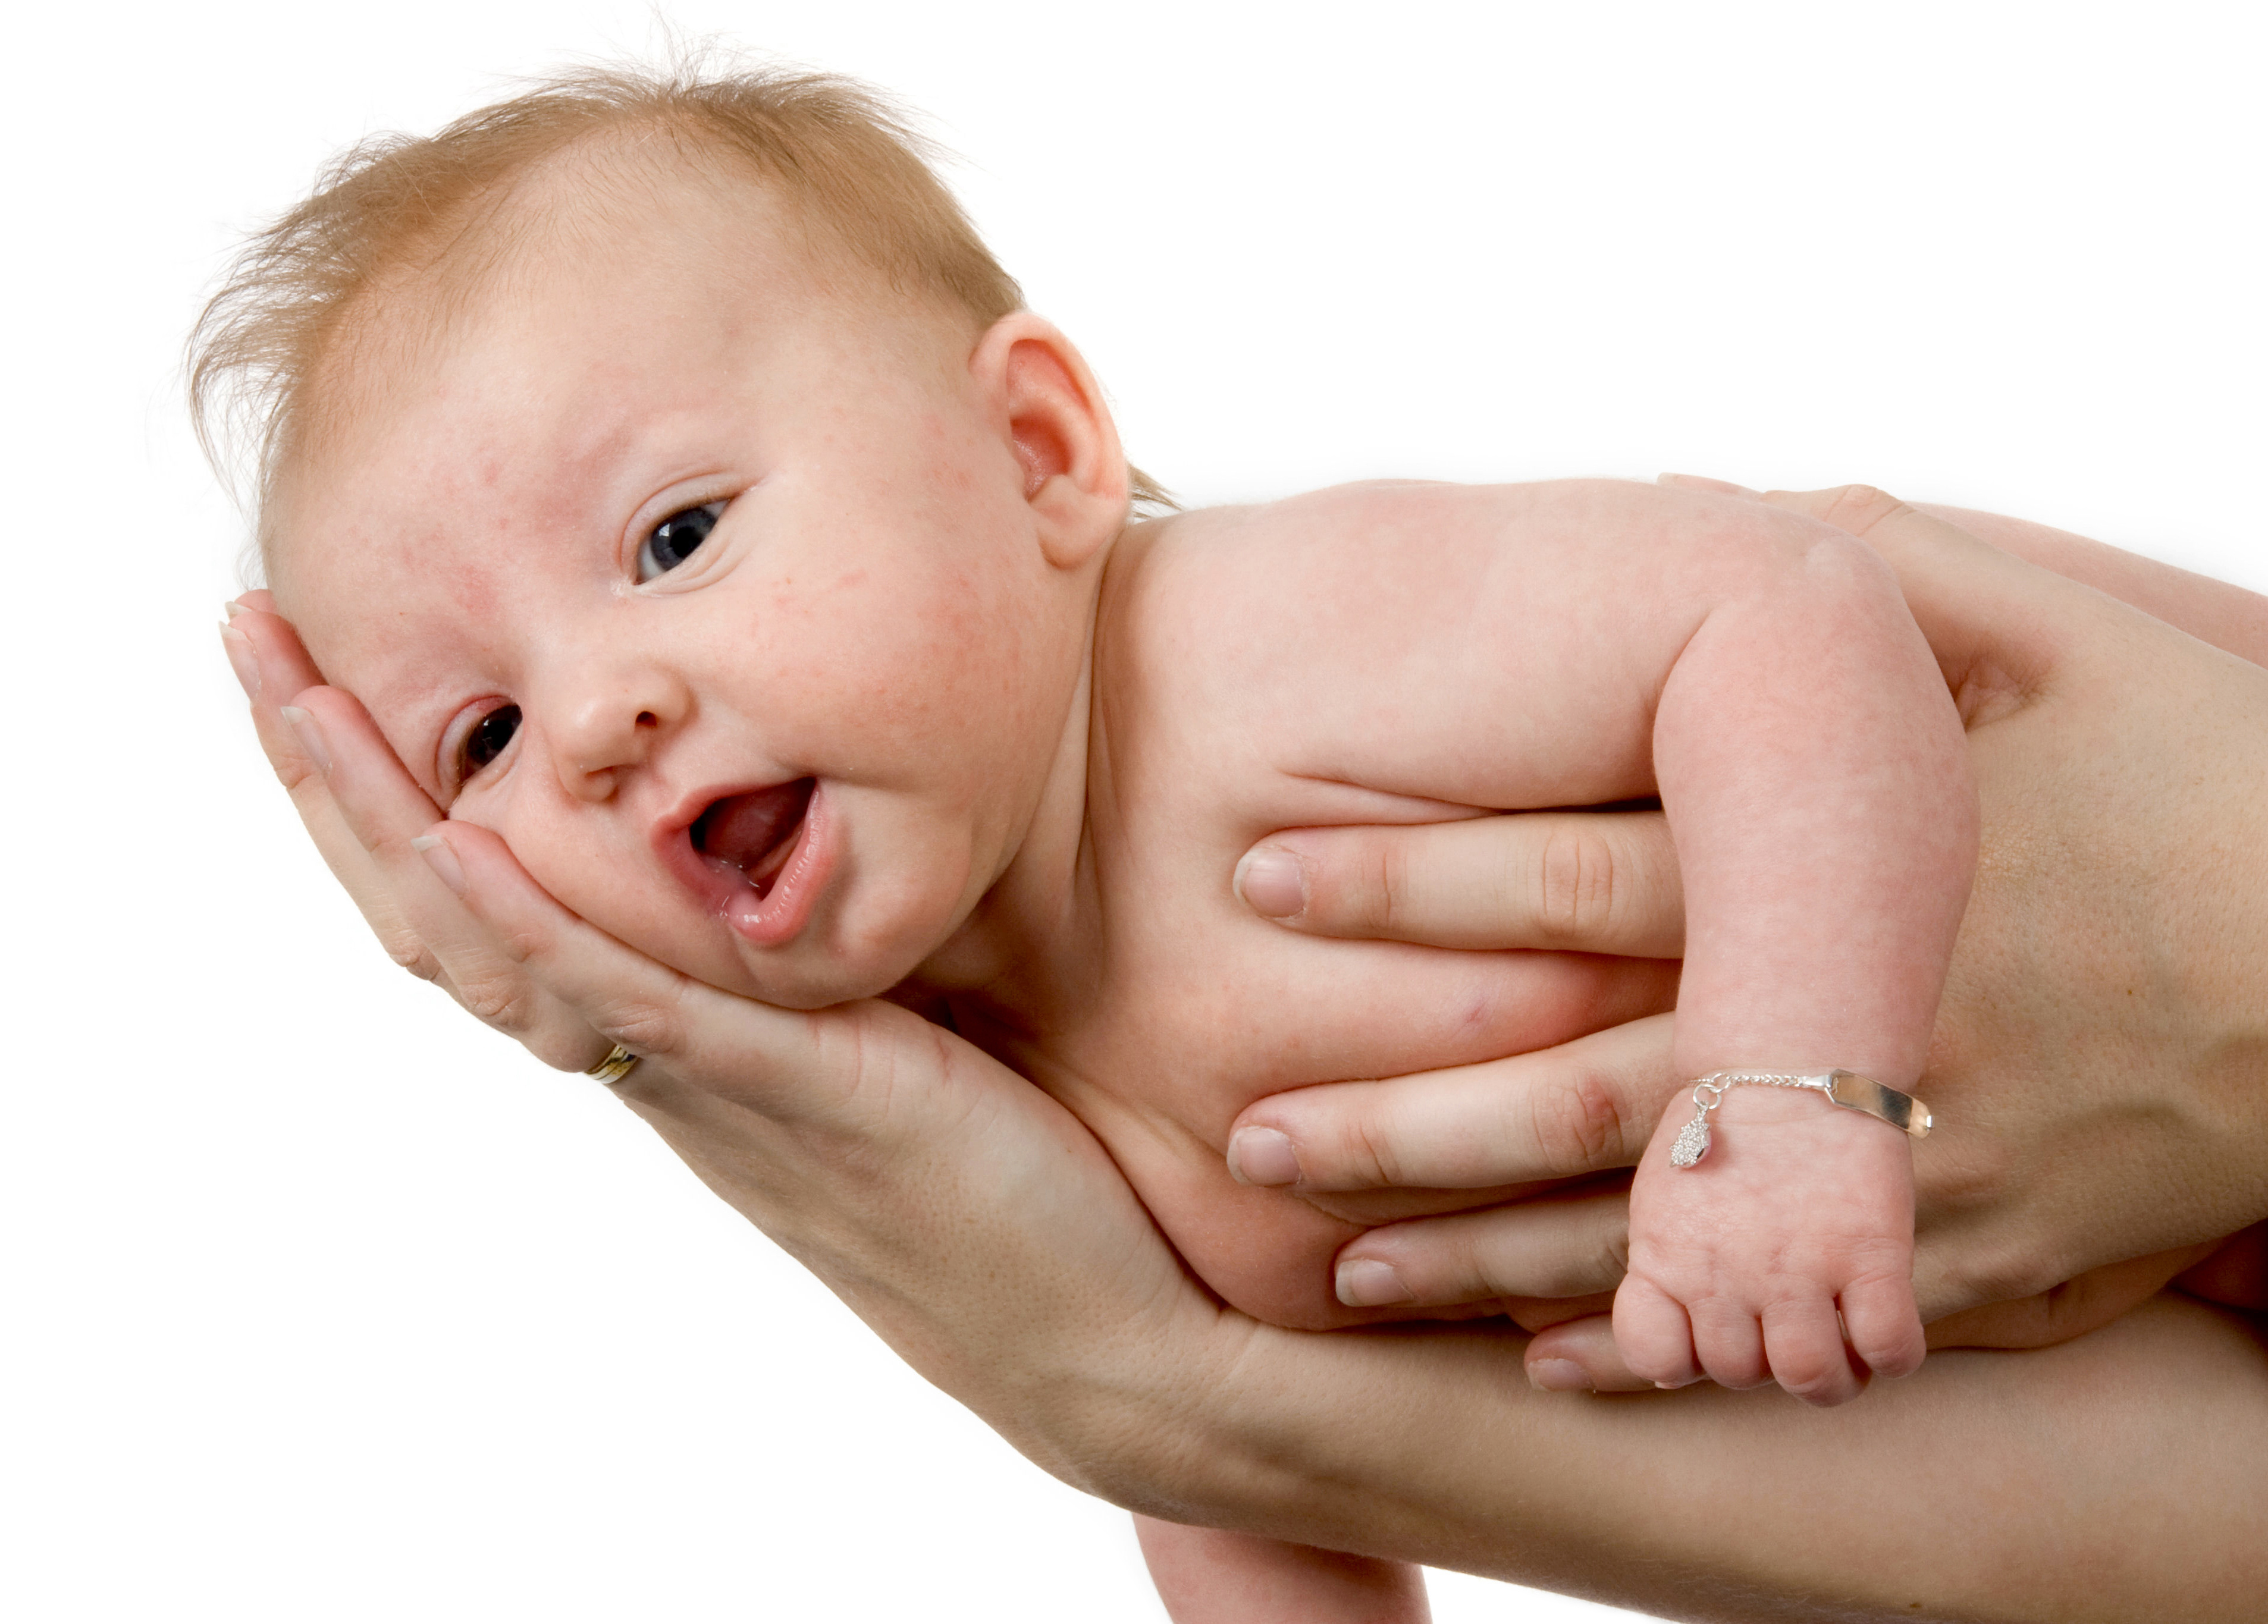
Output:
(196, 64), (1150, 1007)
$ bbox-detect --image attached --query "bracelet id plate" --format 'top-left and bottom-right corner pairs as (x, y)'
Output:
(1670, 1069), (1934, 1168)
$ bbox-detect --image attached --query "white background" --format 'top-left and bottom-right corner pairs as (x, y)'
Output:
(4, 3), (2262, 1620)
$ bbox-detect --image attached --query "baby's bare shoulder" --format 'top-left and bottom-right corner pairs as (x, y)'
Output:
(1094, 477), (1849, 810)
(1108, 477), (1802, 676)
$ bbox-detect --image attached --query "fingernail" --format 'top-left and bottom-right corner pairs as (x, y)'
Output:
(219, 624), (260, 701)
(1527, 1358), (1594, 1393)
(280, 705), (331, 772)
(1226, 1126), (1301, 1186)
(1335, 1258), (1413, 1308)
(223, 599), (247, 620)
(411, 833), (467, 895)
(1234, 847), (1306, 919)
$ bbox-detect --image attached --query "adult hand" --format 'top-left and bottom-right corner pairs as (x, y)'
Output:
(222, 595), (608, 1073)
(1228, 489), (2268, 1387)
(219, 600), (1229, 1487)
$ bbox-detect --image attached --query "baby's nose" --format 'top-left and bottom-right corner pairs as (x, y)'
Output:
(546, 669), (686, 800)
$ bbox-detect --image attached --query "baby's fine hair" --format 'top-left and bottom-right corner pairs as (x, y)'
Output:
(190, 54), (1169, 545)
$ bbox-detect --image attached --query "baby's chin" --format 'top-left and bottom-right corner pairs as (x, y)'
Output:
(605, 906), (937, 1012)
(697, 954), (908, 1011)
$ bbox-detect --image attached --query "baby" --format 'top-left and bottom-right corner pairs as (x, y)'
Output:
(203, 67), (1975, 1624)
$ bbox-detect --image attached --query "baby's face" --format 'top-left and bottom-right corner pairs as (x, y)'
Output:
(269, 174), (1100, 1007)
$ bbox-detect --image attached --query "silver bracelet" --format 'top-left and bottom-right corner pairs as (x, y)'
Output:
(1669, 1070), (1935, 1168)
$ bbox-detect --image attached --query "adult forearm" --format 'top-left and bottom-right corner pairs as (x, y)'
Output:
(621, 1030), (2268, 1624)
(1146, 1300), (2267, 1623)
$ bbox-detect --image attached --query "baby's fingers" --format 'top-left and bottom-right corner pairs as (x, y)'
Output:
(1840, 1274), (1925, 1382)
(1612, 1274), (1701, 1389)
(1760, 1299), (1865, 1406)
(1689, 1299), (1771, 1391)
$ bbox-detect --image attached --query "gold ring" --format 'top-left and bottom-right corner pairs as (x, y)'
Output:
(585, 1044), (641, 1086)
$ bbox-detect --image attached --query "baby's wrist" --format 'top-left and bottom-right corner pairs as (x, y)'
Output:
(1668, 1068), (1934, 1168)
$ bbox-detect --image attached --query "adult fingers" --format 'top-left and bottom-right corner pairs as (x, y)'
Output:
(1922, 1245), (2214, 1351)
(227, 602), (594, 1064)
(224, 604), (453, 988)
(1522, 1314), (1655, 1393)
(1655, 473), (1762, 497)
(1752, 484), (2074, 705)
(1330, 1186), (1632, 1308)
(1235, 811), (1684, 959)
(1229, 1014), (1676, 1192)
(417, 820), (939, 1136)
(290, 684), (602, 1070)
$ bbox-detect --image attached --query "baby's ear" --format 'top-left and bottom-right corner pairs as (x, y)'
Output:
(970, 314), (1128, 569)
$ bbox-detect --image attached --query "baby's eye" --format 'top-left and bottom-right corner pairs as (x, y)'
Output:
(636, 501), (725, 582)
(460, 703), (521, 778)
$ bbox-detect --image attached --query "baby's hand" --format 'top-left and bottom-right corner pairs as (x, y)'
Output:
(1616, 1083), (1924, 1406)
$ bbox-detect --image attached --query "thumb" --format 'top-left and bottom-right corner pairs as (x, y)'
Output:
(1523, 1311), (1660, 1393)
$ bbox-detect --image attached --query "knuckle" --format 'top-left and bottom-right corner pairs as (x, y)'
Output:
(1535, 824), (1618, 945)
(493, 920), (551, 970)
(528, 1028), (603, 1073)
(384, 935), (444, 983)
(1445, 1237), (1505, 1301)
(1941, 1241), (2062, 1311)
(453, 971), (538, 1034)
(1347, 1109), (1406, 1188)
(1808, 483), (1912, 539)
(587, 994), (686, 1061)
(1592, 1214), (1633, 1284)
(363, 828), (421, 867)
(1526, 1062), (1630, 1173)
(1345, 839), (1407, 936)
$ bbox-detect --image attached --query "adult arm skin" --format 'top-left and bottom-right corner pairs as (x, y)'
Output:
(219, 485), (2268, 1622)
(1228, 488), (2268, 1380)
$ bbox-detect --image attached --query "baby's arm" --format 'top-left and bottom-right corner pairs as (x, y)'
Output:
(1620, 529), (1975, 1402)
(1135, 1515), (1430, 1624)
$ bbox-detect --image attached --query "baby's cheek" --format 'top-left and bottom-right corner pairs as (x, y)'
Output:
(457, 799), (700, 977)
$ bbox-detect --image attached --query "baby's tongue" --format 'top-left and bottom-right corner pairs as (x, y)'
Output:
(692, 780), (813, 881)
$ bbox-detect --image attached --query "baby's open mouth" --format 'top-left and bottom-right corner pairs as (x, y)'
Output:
(691, 778), (815, 900)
